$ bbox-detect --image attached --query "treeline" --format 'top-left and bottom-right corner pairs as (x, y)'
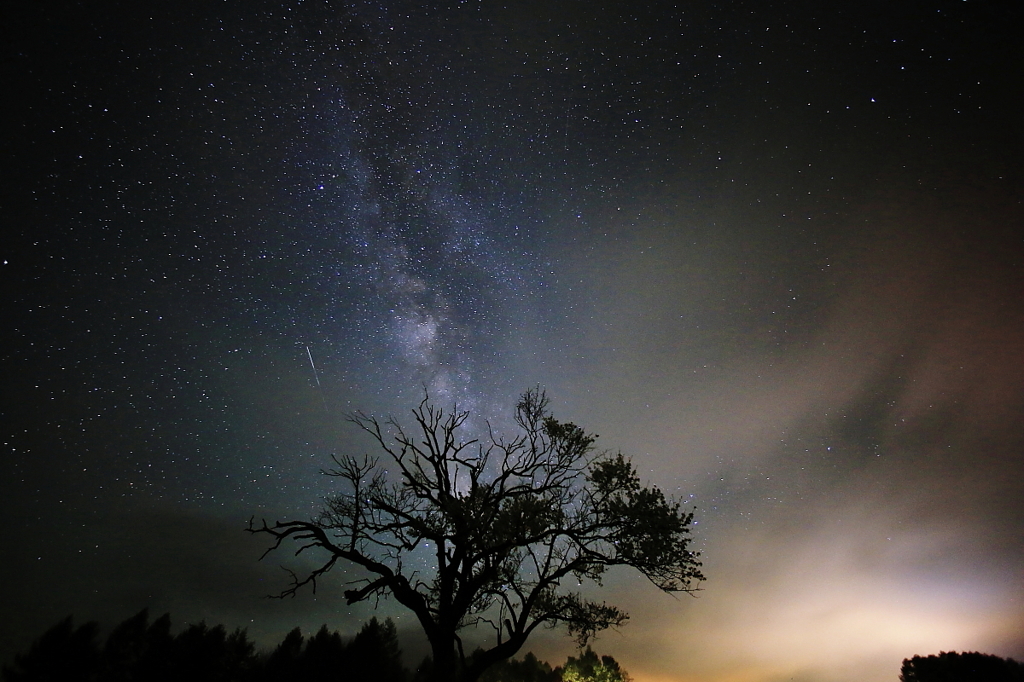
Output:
(2, 610), (630, 682)
(1, 610), (405, 682)
(901, 651), (1024, 682)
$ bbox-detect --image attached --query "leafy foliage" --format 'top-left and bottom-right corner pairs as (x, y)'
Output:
(560, 648), (631, 682)
(249, 389), (703, 682)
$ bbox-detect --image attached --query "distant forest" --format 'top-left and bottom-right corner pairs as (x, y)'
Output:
(7, 610), (1022, 682)
(2, 610), (630, 682)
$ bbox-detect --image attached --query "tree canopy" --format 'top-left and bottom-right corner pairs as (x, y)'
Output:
(560, 648), (631, 682)
(249, 389), (703, 682)
(900, 651), (1024, 682)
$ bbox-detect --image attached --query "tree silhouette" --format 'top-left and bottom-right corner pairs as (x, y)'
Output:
(99, 609), (173, 682)
(2, 610), (258, 682)
(249, 389), (703, 682)
(169, 621), (256, 682)
(349, 617), (406, 682)
(475, 651), (559, 682)
(900, 651), (1024, 682)
(2, 616), (100, 682)
(560, 647), (630, 682)
(259, 617), (406, 682)
(301, 625), (346, 682)
(263, 627), (305, 681)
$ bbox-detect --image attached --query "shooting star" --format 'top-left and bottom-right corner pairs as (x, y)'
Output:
(305, 344), (329, 413)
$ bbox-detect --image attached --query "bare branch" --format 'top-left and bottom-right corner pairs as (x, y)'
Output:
(248, 388), (703, 682)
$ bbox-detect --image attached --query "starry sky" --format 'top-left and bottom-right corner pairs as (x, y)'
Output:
(3, 1), (1023, 680)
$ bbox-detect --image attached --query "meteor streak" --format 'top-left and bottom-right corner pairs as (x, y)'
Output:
(305, 344), (328, 412)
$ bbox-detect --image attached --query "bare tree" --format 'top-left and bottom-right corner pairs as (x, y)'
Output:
(248, 389), (703, 682)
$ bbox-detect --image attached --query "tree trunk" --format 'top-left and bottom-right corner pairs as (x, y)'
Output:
(426, 635), (465, 682)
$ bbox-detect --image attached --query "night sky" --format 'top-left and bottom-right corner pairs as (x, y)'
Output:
(3, 1), (1023, 680)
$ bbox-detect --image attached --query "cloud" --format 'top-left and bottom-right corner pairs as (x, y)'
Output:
(543, 177), (1024, 681)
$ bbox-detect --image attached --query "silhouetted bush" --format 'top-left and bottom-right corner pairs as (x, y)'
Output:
(901, 651), (1024, 682)
(470, 647), (631, 682)
(559, 647), (631, 682)
(475, 650), (559, 682)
